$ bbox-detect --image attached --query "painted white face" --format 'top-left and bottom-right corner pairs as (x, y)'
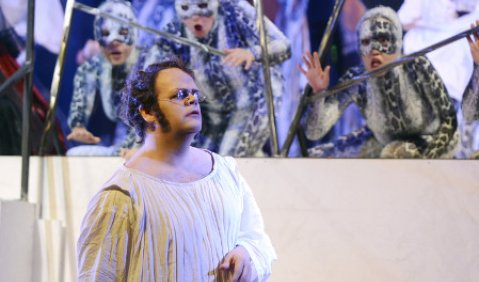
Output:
(94, 0), (137, 47)
(358, 17), (399, 56)
(175, 0), (219, 20)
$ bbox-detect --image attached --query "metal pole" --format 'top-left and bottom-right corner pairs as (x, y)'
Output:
(317, 0), (345, 63)
(0, 65), (32, 95)
(38, 0), (76, 156)
(254, 0), (280, 156)
(281, 0), (345, 156)
(20, 0), (35, 201)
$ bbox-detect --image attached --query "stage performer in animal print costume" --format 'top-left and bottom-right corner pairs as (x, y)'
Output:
(67, 0), (138, 156)
(300, 6), (458, 158)
(460, 19), (479, 158)
(138, 0), (291, 156)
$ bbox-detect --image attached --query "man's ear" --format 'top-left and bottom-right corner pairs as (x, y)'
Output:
(139, 107), (157, 123)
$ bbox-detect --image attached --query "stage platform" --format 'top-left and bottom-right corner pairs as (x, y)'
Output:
(0, 157), (478, 281)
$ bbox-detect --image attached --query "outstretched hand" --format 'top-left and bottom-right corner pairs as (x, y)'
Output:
(67, 127), (101, 144)
(467, 20), (479, 65)
(219, 245), (254, 282)
(298, 51), (331, 93)
(223, 48), (255, 70)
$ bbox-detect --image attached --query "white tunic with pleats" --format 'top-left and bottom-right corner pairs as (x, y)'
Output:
(77, 153), (276, 281)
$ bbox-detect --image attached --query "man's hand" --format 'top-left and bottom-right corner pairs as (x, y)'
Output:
(467, 20), (479, 65)
(223, 48), (255, 70)
(298, 51), (331, 93)
(219, 245), (255, 282)
(67, 127), (101, 144)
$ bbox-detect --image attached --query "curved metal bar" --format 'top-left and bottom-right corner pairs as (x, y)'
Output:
(310, 24), (479, 102)
(73, 2), (225, 57)
(254, 0), (279, 156)
(38, 0), (76, 157)
(281, 0), (345, 157)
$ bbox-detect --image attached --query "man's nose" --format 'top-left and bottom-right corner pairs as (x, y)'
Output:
(184, 93), (198, 105)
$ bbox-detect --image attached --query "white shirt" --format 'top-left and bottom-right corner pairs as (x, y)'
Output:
(77, 152), (276, 281)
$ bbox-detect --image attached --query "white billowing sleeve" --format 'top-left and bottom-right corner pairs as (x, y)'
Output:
(398, 0), (422, 28)
(398, 0), (457, 30)
(227, 158), (277, 282)
(77, 187), (132, 282)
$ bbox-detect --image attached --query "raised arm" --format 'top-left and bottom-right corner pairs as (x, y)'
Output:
(299, 51), (359, 140)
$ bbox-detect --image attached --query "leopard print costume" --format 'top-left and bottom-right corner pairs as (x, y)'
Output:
(462, 65), (479, 122)
(67, 0), (139, 155)
(461, 64), (479, 158)
(138, 0), (291, 156)
(306, 55), (458, 158)
(68, 52), (138, 154)
(306, 6), (457, 158)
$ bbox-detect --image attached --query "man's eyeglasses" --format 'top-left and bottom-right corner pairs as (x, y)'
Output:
(158, 88), (207, 105)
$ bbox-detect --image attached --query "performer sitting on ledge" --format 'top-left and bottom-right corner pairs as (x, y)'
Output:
(300, 6), (458, 158)
(67, 0), (138, 156)
(77, 58), (276, 281)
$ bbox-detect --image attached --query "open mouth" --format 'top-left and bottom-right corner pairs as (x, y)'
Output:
(370, 58), (382, 69)
(108, 49), (122, 56)
(194, 24), (203, 32)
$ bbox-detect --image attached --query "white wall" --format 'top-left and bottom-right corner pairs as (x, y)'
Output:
(0, 200), (36, 282)
(1, 157), (478, 281)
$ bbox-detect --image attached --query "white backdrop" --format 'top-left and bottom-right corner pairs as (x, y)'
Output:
(1, 157), (479, 281)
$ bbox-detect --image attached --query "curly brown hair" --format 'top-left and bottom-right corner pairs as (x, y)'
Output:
(121, 58), (195, 143)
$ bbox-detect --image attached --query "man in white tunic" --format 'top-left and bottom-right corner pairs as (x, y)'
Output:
(77, 58), (276, 281)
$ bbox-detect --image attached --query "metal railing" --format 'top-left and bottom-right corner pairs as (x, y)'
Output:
(0, 0), (35, 200)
